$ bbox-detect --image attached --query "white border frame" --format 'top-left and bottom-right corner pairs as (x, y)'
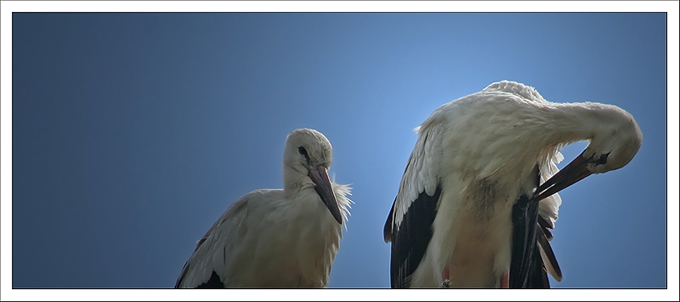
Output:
(2, 1), (677, 301)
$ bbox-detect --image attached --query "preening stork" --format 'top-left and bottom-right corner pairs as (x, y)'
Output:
(384, 81), (642, 288)
(175, 128), (352, 288)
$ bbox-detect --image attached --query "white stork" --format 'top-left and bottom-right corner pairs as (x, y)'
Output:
(175, 128), (352, 288)
(384, 81), (642, 288)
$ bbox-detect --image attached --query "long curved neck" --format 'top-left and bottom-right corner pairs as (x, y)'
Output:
(532, 102), (607, 149)
(458, 101), (615, 182)
(283, 164), (307, 199)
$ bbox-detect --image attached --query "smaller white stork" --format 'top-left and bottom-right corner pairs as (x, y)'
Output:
(384, 81), (642, 288)
(175, 128), (352, 288)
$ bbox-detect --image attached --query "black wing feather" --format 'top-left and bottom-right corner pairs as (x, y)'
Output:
(195, 271), (225, 288)
(510, 165), (552, 288)
(537, 215), (554, 241)
(527, 245), (551, 288)
(537, 224), (562, 281)
(384, 200), (395, 243)
(175, 263), (226, 288)
(388, 185), (442, 288)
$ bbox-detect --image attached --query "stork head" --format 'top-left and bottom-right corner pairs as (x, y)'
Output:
(533, 104), (642, 202)
(283, 128), (342, 224)
(583, 104), (643, 174)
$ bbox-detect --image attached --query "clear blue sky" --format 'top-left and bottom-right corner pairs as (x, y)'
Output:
(10, 12), (666, 290)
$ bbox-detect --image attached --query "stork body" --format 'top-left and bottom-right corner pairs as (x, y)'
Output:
(176, 128), (352, 288)
(384, 81), (642, 288)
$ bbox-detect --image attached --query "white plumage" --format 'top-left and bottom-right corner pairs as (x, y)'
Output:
(176, 128), (352, 288)
(384, 81), (642, 288)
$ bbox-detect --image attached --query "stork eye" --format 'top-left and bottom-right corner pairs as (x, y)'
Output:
(298, 147), (308, 158)
(595, 152), (610, 165)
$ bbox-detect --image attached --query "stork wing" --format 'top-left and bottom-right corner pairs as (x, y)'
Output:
(384, 124), (444, 288)
(175, 195), (251, 288)
(510, 158), (563, 288)
(385, 184), (442, 288)
(510, 188), (547, 288)
(536, 152), (563, 282)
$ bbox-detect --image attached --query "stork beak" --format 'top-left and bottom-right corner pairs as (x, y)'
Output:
(532, 150), (594, 202)
(309, 165), (342, 224)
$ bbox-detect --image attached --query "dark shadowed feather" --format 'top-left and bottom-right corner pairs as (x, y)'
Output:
(194, 271), (225, 288)
(510, 165), (551, 288)
(537, 225), (562, 281)
(387, 186), (442, 288)
(384, 201), (395, 242)
(537, 215), (554, 241)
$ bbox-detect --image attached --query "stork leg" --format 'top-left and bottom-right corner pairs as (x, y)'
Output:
(501, 271), (509, 288)
(441, 267), (451, 288)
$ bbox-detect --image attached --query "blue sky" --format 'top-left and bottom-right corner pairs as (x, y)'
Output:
(6, 10), (671, 295)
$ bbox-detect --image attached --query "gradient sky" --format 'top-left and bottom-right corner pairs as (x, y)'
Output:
(10, 12), (667, 291)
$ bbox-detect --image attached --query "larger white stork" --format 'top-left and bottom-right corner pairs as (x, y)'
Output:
(175, 128), (352, 288)
(384, 81), (642, 288)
